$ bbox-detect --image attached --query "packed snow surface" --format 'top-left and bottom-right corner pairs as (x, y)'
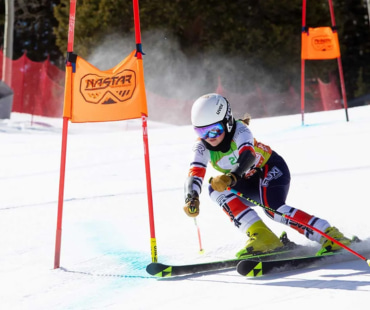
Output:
(1, 106), (370, 309)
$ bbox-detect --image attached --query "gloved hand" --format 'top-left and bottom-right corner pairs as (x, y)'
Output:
(183, 196), (200, 217)
(210, 173), (238, 192)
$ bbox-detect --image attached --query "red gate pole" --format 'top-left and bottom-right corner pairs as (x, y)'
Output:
(54, 0), (77, 269)
(301, 0), (307, 125)
(133, 0), (158, 263)
(328, 0), (349, 122)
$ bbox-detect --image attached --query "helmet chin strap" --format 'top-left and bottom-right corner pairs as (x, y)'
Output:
(223, 98), (234, 133)
(222, 113), (234, 133)
(226, 118), (234, 132)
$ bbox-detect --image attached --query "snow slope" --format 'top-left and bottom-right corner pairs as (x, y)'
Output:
(1, 106), (370, 310)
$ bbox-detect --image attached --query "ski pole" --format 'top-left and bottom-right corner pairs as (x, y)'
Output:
(194, 218), (204, 254)
(227, 187), (370, 266)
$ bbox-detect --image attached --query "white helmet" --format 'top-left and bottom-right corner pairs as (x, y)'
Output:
(191, 93), (234, 132)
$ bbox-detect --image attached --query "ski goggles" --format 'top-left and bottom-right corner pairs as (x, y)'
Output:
(194, 122), (224, 139)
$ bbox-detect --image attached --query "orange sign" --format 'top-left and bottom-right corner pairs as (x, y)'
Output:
(63, 50), (148, 123)
(301, 27), (340, 60)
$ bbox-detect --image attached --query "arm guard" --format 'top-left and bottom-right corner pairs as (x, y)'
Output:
(184, 176), (200, 202)
(230, 150), (256, 179)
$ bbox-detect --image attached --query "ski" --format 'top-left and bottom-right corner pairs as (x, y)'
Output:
(146, 248), (301, 277)
(146, 259), (241, 277)
(236, 251), (351, 277)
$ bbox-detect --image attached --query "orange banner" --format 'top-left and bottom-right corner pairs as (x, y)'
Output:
(301, 27), (340, 60)
(63, 50), (148, 123)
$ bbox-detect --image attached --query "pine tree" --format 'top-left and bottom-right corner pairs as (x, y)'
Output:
(1, 0), (64, 65)
(50, 0), (370, 98)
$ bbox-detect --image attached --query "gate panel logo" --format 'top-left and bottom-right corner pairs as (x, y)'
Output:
(79, 69), (136, 104)
(311, 35), (334, 52)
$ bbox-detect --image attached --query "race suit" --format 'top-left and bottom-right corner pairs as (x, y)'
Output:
(185, 120), (329, 242)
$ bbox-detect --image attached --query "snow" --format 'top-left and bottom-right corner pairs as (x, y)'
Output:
(1, 106), (370, 310)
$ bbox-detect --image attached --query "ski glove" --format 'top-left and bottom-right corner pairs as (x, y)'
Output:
(183, 196), (200, 217)
(210, 173), (238, 192)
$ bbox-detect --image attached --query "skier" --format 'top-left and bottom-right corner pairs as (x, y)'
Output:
(183, 93), (353, 258)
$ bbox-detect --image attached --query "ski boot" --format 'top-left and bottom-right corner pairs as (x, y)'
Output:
(236, 220), (284, 258)
(316, 226), (359, 255)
